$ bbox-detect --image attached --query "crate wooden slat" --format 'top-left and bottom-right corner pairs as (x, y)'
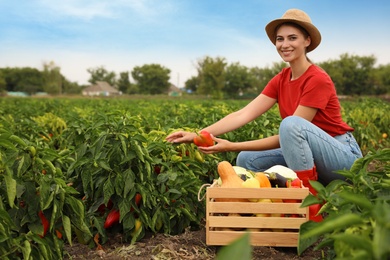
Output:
(206, 186), (310, 247)
(207, 230), (300, 247)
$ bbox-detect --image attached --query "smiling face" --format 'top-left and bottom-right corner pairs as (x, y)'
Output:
(275, 23), (311, 64)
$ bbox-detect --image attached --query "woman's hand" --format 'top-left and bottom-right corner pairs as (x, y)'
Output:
(197, 135), (234, 154)
(166, 131), (197, 144)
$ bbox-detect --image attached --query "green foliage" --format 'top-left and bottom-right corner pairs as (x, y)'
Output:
(1, 67), (45, 95)
(117, 71), (131, 94)
(42, 61), (62, 95)
(87, 66), (117, 86)
(318, 53), (379, 95)
(2, 52), (390, 96)
(342, 98), (390, 154)
(131, 64), (171, 95)
(298, 148), (390, 259)
(0, 96), (388, 258)
(224, 62), (253, 98)
(216, 232), (252, 260)
(196, 56), (227, 98)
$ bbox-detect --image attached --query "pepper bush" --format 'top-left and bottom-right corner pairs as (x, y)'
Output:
(0, 96), (389, 259)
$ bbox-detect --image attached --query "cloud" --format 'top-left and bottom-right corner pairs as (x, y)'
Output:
(35, 0), (176, 21)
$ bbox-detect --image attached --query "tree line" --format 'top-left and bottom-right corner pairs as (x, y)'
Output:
(1, 53), (389, 97)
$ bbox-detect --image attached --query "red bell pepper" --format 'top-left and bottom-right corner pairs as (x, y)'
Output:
(38, 210), (49, 237)
(193, 130), (214, 147)
(104, 209), (120, 229)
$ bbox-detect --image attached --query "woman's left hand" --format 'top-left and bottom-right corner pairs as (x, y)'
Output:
(197, 135), (233, 154)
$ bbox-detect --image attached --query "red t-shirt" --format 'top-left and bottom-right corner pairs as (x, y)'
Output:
(262, 65), (353, 136)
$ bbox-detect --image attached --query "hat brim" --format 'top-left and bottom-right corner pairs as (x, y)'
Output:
(265, 18), (321, 52)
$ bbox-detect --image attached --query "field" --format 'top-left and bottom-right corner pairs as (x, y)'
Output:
(0, 96), (389, 259)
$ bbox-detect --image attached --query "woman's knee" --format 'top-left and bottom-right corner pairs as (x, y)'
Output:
(236, 150), (286, 172)
(279, 116), (303, 135)
(236, 151), (249, 168)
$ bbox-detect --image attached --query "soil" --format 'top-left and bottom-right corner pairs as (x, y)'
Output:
(64, 225), (327, 260)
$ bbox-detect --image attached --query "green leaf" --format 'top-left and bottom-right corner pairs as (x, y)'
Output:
(118, 134), (127, 157)
(348, 157), (365, 175)
(0, 139), (17, 151)
(298, 221), (322, 255)
(372, 201), (390, 259)
(123, 169), (135, 198)
(4, 170), (16, 208)
(119, 199), (131, 222)
(216, 232), (252, 260)
(331, 233), (373, 256)
(133, 142), (145, 163)
(121, 212), (135, 231)
(20, 240), (32, 260)
(300, 213), (363, 240)
(62, 215), (72, 246)
(103, 178), (114, 206)
(16, 155), (25, 177)
(373, 224), (390, 260)
(308, 180), (325, 194)
(338, 191), (373, 210)
(98, 160), (111, 171)
(301, 194), (320, 207)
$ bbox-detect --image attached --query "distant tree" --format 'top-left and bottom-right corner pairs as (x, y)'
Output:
(117, 71), (131, 94)
(373, 64), (390, 95)
(224, 62), (253, 97)
(319, 53), (376, 95)
(131, 64), (171, 94)
(87, 66), (116, 86)
(184, 76), (199, 93)
(196, 56), (227, 99)
(62, 78), (81, 94)
(0, 70), (6, 94)
(250, 62), (287, 93)
(42, 61), (62, 94)
(1, 67), (44, 95)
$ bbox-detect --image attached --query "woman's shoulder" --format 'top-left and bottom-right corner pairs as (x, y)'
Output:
(308, 64), (330, 77)
(306, 65), (333, 82)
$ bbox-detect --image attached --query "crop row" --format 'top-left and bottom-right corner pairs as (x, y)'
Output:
(0, 97), (389, 259)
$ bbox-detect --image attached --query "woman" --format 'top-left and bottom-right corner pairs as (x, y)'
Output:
(166, 9), (362, 195)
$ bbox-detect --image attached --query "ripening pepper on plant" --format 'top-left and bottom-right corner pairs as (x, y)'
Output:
(104, 209), (120, 229)
(38, 210), (49, 237)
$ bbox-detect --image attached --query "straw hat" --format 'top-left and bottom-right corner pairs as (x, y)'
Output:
(265, 9), (321, 52)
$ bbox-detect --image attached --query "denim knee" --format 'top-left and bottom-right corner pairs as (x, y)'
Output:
(236, 151), (249, 168)
(279, 116), (303, 137)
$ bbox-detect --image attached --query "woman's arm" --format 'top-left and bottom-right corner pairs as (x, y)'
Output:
(199, 105), (318, 154)
(199, 134), (280, 154)
(165, 94), (276, 143)
(202, 94), (277, 136)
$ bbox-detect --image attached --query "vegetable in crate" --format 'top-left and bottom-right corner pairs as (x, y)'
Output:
(216, 161), (246, 202)
(217, 161), (243, 188)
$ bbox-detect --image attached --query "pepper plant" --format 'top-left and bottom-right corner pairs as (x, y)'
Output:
(299, 148), (390, 259)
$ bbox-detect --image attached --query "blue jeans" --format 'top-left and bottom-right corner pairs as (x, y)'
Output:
(236, 116), (363, 185)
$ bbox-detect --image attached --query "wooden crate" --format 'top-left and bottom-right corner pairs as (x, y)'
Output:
(205, 185), (310, 247)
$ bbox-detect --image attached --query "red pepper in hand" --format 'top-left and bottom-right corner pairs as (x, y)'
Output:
(193, 130), (214, 147)
(104, 209), (120, 229)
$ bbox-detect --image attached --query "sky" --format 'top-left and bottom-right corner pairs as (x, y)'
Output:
(1, 0), (389, 88)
